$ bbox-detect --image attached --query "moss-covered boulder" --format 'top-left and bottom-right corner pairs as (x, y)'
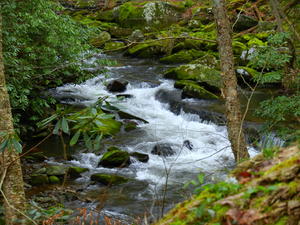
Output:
(90, 31), (111, 47)
(90, 173), (129, 185)
(104, 41), (125, 51)
(67, 167), (89, 179)
(175, 80), (219, 100)
(164, 60), (221, 89)
(30, 174), (49, 186)
(115, 1), (183, 30)
(126, 40), (171, 58)
(98, 148), (130, 168)
(159, 49), (205, 64)
(46, 166), (66, 176)
(130, 152), (149, 163)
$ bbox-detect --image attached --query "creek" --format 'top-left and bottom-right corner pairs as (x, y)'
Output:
(43, 53), (276, 222)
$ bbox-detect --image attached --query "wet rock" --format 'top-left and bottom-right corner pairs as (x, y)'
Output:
(49, 176), (61, 184)
(68, 167), (89, 179)
(129, 29), (144, 42)
(46, 166), (66, 176)
(151, 144), (175, 157)
(155, 89), (225, 125)
(90, 31), (111, 47)
(30, 174), (49, 186)
(183, 140), (193, 150)
(98, 148), (131, 168)
(117, 110), (148, 123)
(116, 94), (133, 99)
(233, 15), (258, 32)
(90, 173), (129, 185)
(130, 152), (149, 163)
(106, 79), (128, 92)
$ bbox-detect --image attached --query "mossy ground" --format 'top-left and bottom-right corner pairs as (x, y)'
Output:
(155, 145), (300, 225)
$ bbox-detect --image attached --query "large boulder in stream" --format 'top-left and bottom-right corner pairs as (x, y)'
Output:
(98, 147), (131, 168)
(151, 143), (175, 157)
(91, 173), (129, 185)
(106, 79), (128, 92)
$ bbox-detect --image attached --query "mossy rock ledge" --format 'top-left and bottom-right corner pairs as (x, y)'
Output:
(154, 145), (300, 225)
(90, 173), (129, 185)
(98, 148), (131, 168)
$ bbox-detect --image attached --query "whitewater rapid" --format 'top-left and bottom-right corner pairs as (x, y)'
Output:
(52, 56), (257, 188)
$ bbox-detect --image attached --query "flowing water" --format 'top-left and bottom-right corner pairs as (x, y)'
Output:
(49, 53), (260, 221)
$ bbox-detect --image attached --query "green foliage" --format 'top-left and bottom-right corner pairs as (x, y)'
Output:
(256, 94), (300, 141)
(187, 179), (241, 223)
(1, 0), (100, 134)
(262, 147), (279, 159)
(27, 201), (73, 223)
(38, 99), (122, 151)
(0, 132), (22, 153)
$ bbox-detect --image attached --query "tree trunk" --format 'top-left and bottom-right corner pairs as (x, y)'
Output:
(212, 0), (249, 162)
(0, 11), (26, 225)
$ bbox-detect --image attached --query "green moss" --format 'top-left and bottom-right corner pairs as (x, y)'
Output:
(287, 180), (299, 194)
(160, 49), (205, 64)
(104, 41), (125, 51)
(49, 176), (60, 184)
(264, 155), (299, 176)
(274, 216), (288, 225)
(127, 40), (166, 58)
(117, 2), (144, 27)
(68, 167), (89, 179)
(95, 10), (115, 22)
(164, 63), (221, 88)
